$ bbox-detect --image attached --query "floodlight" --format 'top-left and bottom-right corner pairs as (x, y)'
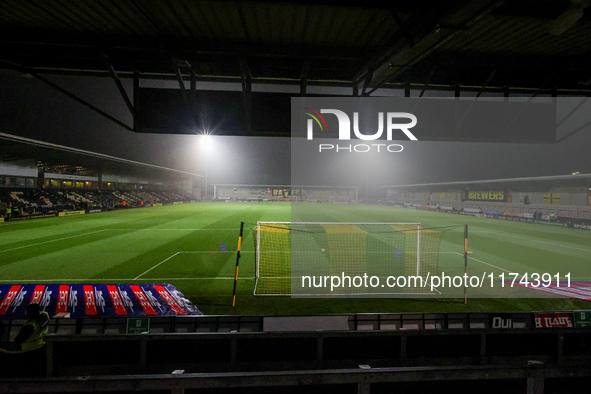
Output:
(200, 134), (212, 149)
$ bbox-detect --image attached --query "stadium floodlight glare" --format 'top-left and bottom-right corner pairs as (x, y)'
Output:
(200, 134), (212, 149)
(199, 133), (213, 198)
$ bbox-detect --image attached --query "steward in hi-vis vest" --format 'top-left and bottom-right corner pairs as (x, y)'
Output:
(14, 304), (50, 352)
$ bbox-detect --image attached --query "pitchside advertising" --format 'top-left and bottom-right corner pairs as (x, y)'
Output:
(0, 283), (202, 318)
(464, 190), (508, 202)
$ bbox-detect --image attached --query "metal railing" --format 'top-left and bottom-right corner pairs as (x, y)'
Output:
(0, 311), (565, 340)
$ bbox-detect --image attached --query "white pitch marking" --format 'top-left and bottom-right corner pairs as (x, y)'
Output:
(106, 228), (240, 231)
(0, 229), (109, 253)
(178, 251), (253, 253)
(0, 213), (94, 226)
(0, 227), (241, 254)
(134, 252), (180, 280)
(451, 251), (510, 272)
(470, 230), (591, 253)
(133, 250), (254, 280)
(143, 277), (255, 280)
(173, 251), (457, 254)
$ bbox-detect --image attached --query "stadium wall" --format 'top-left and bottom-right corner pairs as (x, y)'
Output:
(2, 315), (591, 394)
(512, 190), (588, 206)
(0, 187), (195, 224)
(387, 190), (589, 207)
(45, 173), (98, 182)
(387, 200), (591, 229)
(387, 196), (591, 221)
(0, 160), (37, 178)
(0, 160), (37, 189)
(214, 185), (358, 202)
(402, 200), (590, 219)
(102, 174), (164, 186)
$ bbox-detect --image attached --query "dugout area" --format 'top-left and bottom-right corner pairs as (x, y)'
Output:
(2, 314), (591, 394)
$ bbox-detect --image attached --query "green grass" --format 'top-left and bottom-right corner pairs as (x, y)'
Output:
(1, 202), (590, 315)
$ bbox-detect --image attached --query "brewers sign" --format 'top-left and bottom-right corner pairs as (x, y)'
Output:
(464, 190), (508, 202)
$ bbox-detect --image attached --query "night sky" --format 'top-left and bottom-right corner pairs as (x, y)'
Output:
(1, 69), (590, 196)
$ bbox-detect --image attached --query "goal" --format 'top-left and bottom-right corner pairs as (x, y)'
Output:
(253, 222), (444, 296)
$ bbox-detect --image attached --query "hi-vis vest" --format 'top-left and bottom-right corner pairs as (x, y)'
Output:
(20, 312), (49, 352)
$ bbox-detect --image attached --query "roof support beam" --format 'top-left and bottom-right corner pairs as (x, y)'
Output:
(454, 68), (497, 137)
(0, 58), (134, 132)
(504, 71), (555, 129)
(475, 69), (496, 98)
(133, 71), (141, 130)
(391, 12), (415, 48)
(418, 66), (437, 97)
(190, 70), (197, 122)
(361, 69), (374, 96)
(557, 97), (590, 128)
(101, 53), (134, 117)
(356, 0), (503, 96)
(173, 62), (196, 130)
(521, 72), (556, 102)
(240, 59), (252, 134)
(556, 111), (591, 143)
(411, 66), (438, 114)
(190, 70), (197, 92)
(13, 66), (591, 96)
(300, 59), (311, 96)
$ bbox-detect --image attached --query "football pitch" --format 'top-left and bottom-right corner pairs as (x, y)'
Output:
(1, 202), (590, 315)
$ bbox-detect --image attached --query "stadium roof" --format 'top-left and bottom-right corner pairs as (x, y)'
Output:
(383, 173), (591, 192)
(2, 1), (591, 142)
(1, 0), (591, 93)
(0, 132), (202, 180)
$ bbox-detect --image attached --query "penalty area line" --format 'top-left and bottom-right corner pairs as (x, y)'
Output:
(134, 252), (180, 280)
(452, 251), (511, 273)
(133, 250), (253, 280)
(470, 230), (591, 253)
(143, 277), (255, 280)
(0, 229), (109, 253)
(106, 228), (241, 231)
(178, 251), (253, 254)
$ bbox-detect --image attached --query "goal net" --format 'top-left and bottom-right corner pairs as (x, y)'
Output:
(253, 222), (444, 296)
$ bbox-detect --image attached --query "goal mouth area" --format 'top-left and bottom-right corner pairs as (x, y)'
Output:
(253, 222), (458, 297)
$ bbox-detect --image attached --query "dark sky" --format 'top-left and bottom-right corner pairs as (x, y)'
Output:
(1, 70), (590, 195)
